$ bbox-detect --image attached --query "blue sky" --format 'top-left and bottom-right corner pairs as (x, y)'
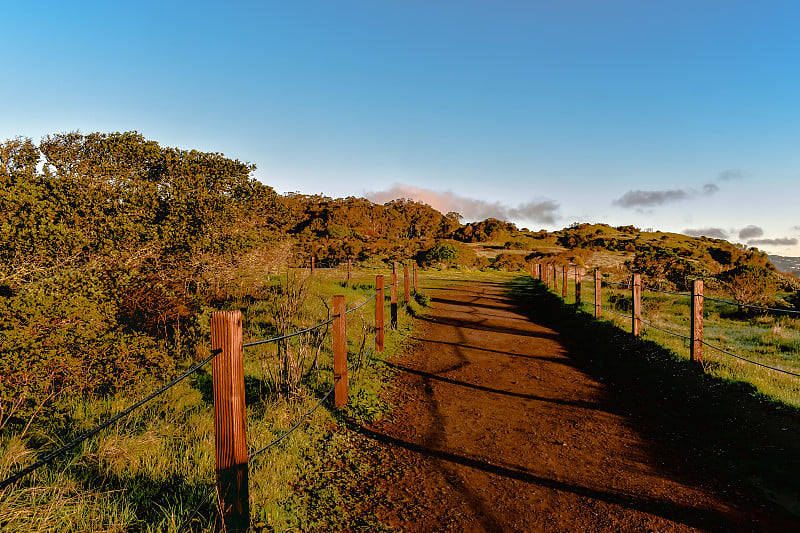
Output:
(3, 1), (800, 254)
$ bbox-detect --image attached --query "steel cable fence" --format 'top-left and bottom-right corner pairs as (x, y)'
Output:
(703, 296), (800, 316)
(533, 265), (800, 383)
(4, 265), (419, 532)
(0, 351), (219, 491)
(700, 341), (800, 378)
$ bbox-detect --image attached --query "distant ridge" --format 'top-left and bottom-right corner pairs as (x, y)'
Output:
(769, 255), (800, 275)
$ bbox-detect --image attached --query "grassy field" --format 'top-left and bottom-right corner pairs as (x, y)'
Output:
(4, 263), (799, 531)
(546, 271), (800, 408)
(0, 264), (424, 532)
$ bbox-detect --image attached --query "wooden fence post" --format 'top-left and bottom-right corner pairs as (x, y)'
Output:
(413, 263), (418, 293)
(211, 311), (249, 532)
(632, 274), (642, 337)
(390, 268), (398, 329)
(376, 275), (384, 352)
(553, 265), (557, 291)
(333, 295), (348, 407)
(310, 256), (315, 275)
(537, 263), (542, 280)
(404, 266), (410, 304)
(575, 267), (582, 305)
(691, 279), (704, 363)
(594, 269), (602, 318)
(562, 265), (568, 299)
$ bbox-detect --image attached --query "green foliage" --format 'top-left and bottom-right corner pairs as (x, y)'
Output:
(0, 265), (181, 424)
(626, 249), (702, 291)
(0, 131), (288, 427)
(421, 243), (458, 266)
(488, 253), (528, 272)
(451, 217), (517, 243)
(716, 264), (780, 308)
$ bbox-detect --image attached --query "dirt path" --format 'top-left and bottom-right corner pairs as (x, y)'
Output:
(359, 278), (797, 532)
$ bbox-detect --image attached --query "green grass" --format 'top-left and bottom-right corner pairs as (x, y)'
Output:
(510, 275), (800, 517)
(542, 271), (800, 408)
(0, 266), (424, 532)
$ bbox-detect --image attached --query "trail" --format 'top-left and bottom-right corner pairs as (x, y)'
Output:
(360, 278), (796, 532)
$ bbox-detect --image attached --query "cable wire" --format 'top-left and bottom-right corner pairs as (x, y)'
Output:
(643, 286), (691, 297)
(0, 351), (218, 490)
(701, 341), (800, 378)
(702, 296), (800, 315)
(600, 305), (631, 320)
(247, 377), (341, 460)
(176, 485), (217, 533)
(345, 290), (378, 315)
(243, 317), (336, 348)
(641, 319), (692, 341)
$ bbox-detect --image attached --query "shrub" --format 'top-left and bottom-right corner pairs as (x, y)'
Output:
(490, 253), (528, 272)
(420, 243), (459, 267)
(717, 265), (779, 310)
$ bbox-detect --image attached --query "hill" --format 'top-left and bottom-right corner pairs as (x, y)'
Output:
(769, 255), (800, 275)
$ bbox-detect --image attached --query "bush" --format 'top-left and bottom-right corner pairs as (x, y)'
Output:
(0, 266), (176, 426)
(489, 253), (528, 272)
(717, 265), (779, 309)
(421, 243), (458, 266)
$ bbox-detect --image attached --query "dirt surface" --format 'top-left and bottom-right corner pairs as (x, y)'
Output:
(359, 278), (799, 532)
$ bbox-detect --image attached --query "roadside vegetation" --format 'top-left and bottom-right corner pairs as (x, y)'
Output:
(3, 130), (800, 530)
(538, 269), (800, 409)
(0, 264), (425, 532)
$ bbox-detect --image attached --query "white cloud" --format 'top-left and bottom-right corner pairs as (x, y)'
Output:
(365, 183), (559, 224)
(613, 184), (718, 209)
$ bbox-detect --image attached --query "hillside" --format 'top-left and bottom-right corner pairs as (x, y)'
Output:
(1, 131), (793, 417)
(770, 255), (800, 275)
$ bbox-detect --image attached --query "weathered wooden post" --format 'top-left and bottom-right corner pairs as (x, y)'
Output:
(575, 267), (582, 305)
(552, 264), (557, 291)
(310, 256), (315, 275)
(632, 274), (642, 337)
(594, 269), (602, 318)
(376, 275), (384, 352)
(404, 265), (410, 304)
(332, 295), (348, 407)
(211, 311), (249, 532)
(536, 263), (542, 280)
(390, 268), (398, 329)
(691, 279), (704, 363)
(413, 262), (418, 293)
(562, 265), (568, 299)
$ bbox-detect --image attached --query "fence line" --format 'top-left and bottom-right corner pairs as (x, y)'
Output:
(700, 341), (800, 377)
(0, 351), (218, 491)
(2, 260), (420, 533)
(207, 265), (417, 529)
(644, 286), (690, 297)
(243, 318), (336, 348)
(640, 319), (692, 341)
(530, 262), (800, 381)
(703, 295), (800, 315)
